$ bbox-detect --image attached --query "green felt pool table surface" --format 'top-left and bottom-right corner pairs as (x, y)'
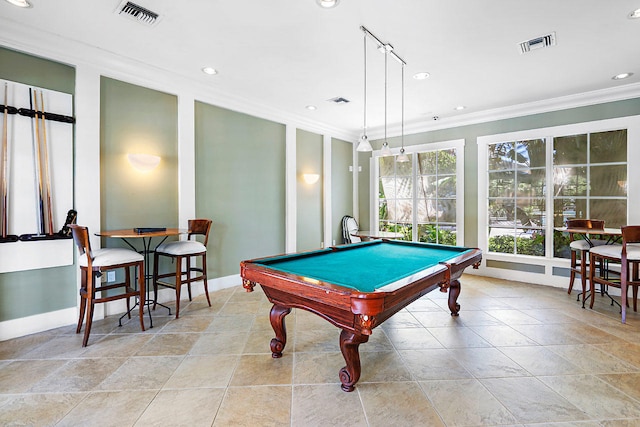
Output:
(252, 240), (473, 293)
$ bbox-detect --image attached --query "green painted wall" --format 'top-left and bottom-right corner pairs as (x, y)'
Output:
(0, 47), (76, 322)
(99, 77), (178, 241)
(331, 138), (353, 245)
(296, 129), (323, 251)
(195, 102), (285, 277)
(362, 98), (640, 248)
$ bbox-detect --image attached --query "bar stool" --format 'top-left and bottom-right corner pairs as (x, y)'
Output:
(589, 225), (640, 323)
(153, 219), (212, 318)
(566, 219), (606, 301)
(70, 225), (145, 346)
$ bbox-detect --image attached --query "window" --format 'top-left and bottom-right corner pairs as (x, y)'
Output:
(375, 140), (464, 245)
(478, 116), (640, 263)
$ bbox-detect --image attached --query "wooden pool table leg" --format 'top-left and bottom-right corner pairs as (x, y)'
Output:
(448, 279), (461, 316)
(269, 304), (291, 358)
(338, 329), (369, 392)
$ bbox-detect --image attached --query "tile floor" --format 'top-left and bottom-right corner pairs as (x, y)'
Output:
(1, 275), (640, 426)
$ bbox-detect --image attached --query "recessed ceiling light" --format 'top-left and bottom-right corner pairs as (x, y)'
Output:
(612, 72), (633, 80)
(454, 106), (466, 111)
(305, 105), (317, 111)
(4, 0), (31, 7)
(316, 0), (339, 8)
(201, 67), (218, 75)
(628, 8), (640, 19)
(413, 72), (430, 80)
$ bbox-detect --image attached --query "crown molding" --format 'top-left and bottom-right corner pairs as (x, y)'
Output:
(0, 17), (355, 142)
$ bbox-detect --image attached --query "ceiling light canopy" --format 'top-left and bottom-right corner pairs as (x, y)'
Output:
(612, 72), (633, 80)
(4, 0), (31, 7)
(413, 72), (430, 80)
(316, 0), (339, 8)
(201, 67), (218, 75)
(305, 105), (317, 111)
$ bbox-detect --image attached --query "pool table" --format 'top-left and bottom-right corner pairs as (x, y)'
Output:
(240, 239), (482, 392)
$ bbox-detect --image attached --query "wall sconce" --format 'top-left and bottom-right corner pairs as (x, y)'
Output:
(127, 153), (161, 172)
(302, 173), (320, 184)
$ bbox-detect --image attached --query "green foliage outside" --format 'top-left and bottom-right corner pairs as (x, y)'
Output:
(488, 233), (545, 256)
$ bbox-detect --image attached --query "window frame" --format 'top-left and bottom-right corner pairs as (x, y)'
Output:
(371, 139), (465, 246)
(478, 115), (640, 267)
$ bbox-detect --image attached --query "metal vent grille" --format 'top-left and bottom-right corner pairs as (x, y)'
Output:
(328, 97), (350, 104)
(519, 32), (556, 54)
(115, 1), (160, 26)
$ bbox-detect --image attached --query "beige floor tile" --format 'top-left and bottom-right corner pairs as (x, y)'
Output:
(481, 377), (589, 424)
(80, 333), (153, 358)
(217, 301), (263, 316)
(601, 420), (640, 427)
(135, 333), (198, 356)
(0, 359), (67, 393)
(470, 325), (541, 347)
(18, 334), (90, 359)
(243, 329), (283, 354)
(291, 384), (366, 426)
(384, 327), (443, 350)
(510, 324), (586, 345)
(421, 378), (518, 426)
(405, 297), (445, 312)
(359, 351), (412, 383)
(207, 313), (256, 333)
(30, 358), (126, 392)
(540, 374), (640, 419)
(399, 349), (473, 380)
(486, 309), (544, 324)
(449, 347), (530, 378)
(164, 355), (238, 388)
(592, 341), (640, 369)
(190, 331), (248, 355)
(547, 344), (638, 374)
(379, 311), (423, 328)
(412, 310), (466, 328)
(294, 329), (340, 352)
(160, 316), (213, 333)
(293, 352), (344, 385)
(360, 329), (394, 352)
(0, 332), (56, 360)
(457, 309), (507, 326)
(98, 356), (182, 390)
(230, 353), (293, 386)
(498, 346), (585, 376)
(520, 308), (583, 324)
(597, 373), (640, 404)
(0, 392), (85, 426)
(57, 390), (157, 427)
(428, 326), (492, 348)
(135, 388), (225, 427)
(360, 382), (444, 427)
(214, 385), (291, 426)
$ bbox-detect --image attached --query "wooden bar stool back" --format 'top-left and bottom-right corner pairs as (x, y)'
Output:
(153, 219), (212, 318)
(70, 224), (145, 346)
(566, 219), (606, 300)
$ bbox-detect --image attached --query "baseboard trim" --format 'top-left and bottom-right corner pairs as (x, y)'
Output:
(0, 307), (77, 342)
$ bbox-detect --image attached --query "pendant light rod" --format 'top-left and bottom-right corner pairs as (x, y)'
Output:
(360, 26), (406, 66)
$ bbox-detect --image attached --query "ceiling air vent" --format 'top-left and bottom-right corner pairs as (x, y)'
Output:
(328, 97), (350, 104)
(115, 1), (160, 26)
(518, 32), (556, 54)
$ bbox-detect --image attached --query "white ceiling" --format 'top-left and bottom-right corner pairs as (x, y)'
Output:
(1, 0), (639, 140)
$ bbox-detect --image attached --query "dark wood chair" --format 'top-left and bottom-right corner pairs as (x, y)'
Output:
(152, 219), (212, 318)
(70, 225), (145, 346)
(566, 219), (606, 300)
(589, 225), (640, 323)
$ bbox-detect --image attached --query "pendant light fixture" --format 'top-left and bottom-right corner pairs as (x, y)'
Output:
(396, 63), (409, 162)
(358, 26), (406, 157)
(356, 31), (373, 152)
(380, 49), (393, 157)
